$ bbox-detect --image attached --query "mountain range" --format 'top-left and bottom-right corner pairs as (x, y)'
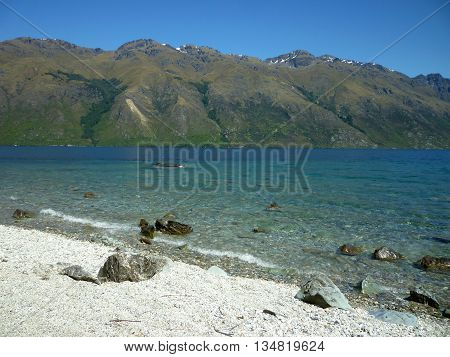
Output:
(0, 37), (449, 147)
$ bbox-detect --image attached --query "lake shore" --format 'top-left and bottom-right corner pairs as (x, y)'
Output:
(0, 224), (447, 337)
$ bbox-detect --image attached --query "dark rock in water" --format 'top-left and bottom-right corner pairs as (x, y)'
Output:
(418, 255), (450, 271)
(369, 309), (418, 327)
(62, 265), (100, 284)
(12, 209), (33, 219)
(97, 253), (165, 283)
(266, 202), (281, 211)
(155, 218), (192, 235)
(154, 162), (184, 168)
(294, 274), (352, 310)
(443, 308), (450, 318)
(141, 225), (155, 238)
(83, 191), (95, 198)
(139, 218), (155, 238)
(360, 276), (390, 296)
(373, 246), (404, 261)
(406, 287), (440, 309)
(339, 244), (363, 256)
(423, 236), (450, 244)
(253, 227), (270, 233)
(139, 219), (149, 228)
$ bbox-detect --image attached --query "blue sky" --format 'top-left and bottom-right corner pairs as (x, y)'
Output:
(1, 0), (449, 77)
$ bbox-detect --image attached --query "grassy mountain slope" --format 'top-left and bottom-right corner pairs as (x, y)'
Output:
(0, 37), (449, 147)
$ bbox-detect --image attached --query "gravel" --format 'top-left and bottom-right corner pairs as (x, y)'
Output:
(0, 225), (448, 337)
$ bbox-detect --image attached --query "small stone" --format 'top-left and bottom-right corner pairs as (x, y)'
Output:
(62, 265), (100, 284)
(339, 244), (364, 256)
(369, 309), (418, 327)
(373, 246), (404, 261)
(253, 227), (270, 233)
(207, 266), (228, 277)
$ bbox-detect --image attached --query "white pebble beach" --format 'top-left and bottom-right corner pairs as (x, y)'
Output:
(0, 225), (447, 337)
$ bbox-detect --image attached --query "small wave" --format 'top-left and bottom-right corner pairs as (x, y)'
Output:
(193, 247), (277, 268)
(154, 236), (187, 247)
(154, 236), (276, 268)
(9, 196), (17, 200)
(40, 209), (133, 231)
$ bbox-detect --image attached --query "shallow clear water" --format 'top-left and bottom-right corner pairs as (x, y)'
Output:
(0, 146), (449, 299)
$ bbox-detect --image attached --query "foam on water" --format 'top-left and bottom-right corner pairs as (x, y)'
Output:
(155, 237), (276, 268)
(40, 209), (134, 231)
(193, 247), (277, 268)
(9, 196), (17, 200)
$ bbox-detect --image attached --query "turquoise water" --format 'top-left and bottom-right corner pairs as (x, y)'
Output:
(0, 146), (449, 299)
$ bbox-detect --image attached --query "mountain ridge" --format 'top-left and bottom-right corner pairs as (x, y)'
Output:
(0, 37), (449, 148)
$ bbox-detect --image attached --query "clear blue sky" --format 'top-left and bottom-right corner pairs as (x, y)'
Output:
(1, 0), (449, 77)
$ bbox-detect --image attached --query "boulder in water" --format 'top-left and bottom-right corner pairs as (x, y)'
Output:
(12, 209), (33, 219)
(373, 246), (404, 261)
(155, 218), (192, 235)
(418, 255), (450, 271)
(253, 227), (270, 233)
(339, 244), (363, 256)
(97, 253), (165, 283)
(83, 192), (95, 198)
(294, 274), (352, 310)
(62, 265), (100, 284)
(369, 309), (418, 327)
(406, 287), (440, 309)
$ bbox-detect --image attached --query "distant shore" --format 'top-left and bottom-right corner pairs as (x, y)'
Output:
(0, 224), (447, 337)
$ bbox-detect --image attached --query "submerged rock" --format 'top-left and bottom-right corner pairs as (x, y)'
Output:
(83, 191), (95, 198)
(360, 276), (390, 296)
(253, 227), (270, 233)
(140, 236), (152, 245)
(339, 244), (364, 256)
(369, 309), (418, 327)
(97, 253), (165, 283)
(418, 255), (450, 271)
(294, 274), (352, 310)
(207, 266), (228, 277)
(62, 265), (100, 284)
(154, 162), (184, 168)
(443, 308), (450, 318)
(373, 246), (404, 261)
(12, 209), (33, 219)
(266, 202), (281, 211)
(406, 287), (440, 309)
(155, 218), (192, 235)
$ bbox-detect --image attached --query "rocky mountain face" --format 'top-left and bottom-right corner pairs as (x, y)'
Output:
(0, 37), (449, 147)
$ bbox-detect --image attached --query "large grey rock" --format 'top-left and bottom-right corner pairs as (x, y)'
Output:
(369, 309), (418, 327)
(406, 287), (440, 309)
(62, 265), (100, 284)
(294, 274), (352, 310)
(97, 253), (165, 283)
(207, 266), (228, 277)
(360, 276), (390, 296)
